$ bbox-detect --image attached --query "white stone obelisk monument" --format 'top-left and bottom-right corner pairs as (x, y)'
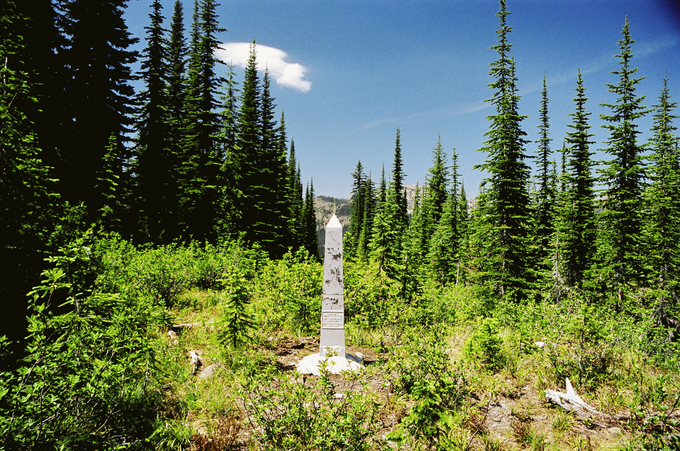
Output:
(296, 214), (363, 375)
(320, 214), (345, 357)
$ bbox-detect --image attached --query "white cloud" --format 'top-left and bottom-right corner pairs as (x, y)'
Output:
(215, 42), (312, 93)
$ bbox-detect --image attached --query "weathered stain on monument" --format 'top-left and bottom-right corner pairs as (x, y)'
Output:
(322, 295), (340, 309)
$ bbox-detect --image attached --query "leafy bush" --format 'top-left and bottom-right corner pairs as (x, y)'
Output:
(388, 330), (467, 449)
(242, 366), (384, 450)
(463, 317), (505, 372)
(0, 235), (170, 449)
(344, 259), (399, 328)
(252, 248), (322, 335)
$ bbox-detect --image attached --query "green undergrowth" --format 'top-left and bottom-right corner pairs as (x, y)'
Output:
(1, 236), (679, 450)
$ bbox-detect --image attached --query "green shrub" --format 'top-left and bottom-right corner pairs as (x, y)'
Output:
(388, 330), (467, 449)
(0, 236), (171, 449)
(463, 317), (505, 372)
(246, 247), (322, 336)
(242, 367), (384, 450)
(344, 259), (399, 328)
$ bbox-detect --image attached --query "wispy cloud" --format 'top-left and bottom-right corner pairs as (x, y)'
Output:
(637, 33), (679, 58)
(352, 33), (678, 134)
(529, 33), (680, 93)
(216, 42), (312, 93)
(353, 99), (489, 134)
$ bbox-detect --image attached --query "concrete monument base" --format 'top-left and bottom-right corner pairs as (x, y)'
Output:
(296, 351), (364, 375)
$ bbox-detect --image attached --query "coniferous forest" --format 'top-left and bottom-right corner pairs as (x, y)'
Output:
(1, 0), (680, 449)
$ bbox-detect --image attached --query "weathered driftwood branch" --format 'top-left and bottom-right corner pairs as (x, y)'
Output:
(546, 378), (608, 421)
(546, 378), (680, 428)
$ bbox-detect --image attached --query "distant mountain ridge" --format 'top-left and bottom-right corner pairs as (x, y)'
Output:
(313, 186), (474, 256)
(313, 186), (418, 256)
(314, 196), (350, 256)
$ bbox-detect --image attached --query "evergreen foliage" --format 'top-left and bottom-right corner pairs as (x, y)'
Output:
(59, 0), (139, 223)
(161, 0), (189, 242)
(391, 128), (409, 231)
(424, 137), (449, 228)
(179, 0), (226, 242)
(234, 42), (262, 244)
(345, 161), (366, 259)
(427, 151), (465, 285)
(302, 181), (319, 258)
(215, 63), (241, 240)
(644, 77), (680, 316)
(534, 75), (556, 276)
(221, 267), (255, 348)
(358, 174), (376, 260)
(597, 17), (649, 302)
(286, 140), (306, 249)
(559, 71), (597, 290)
(134, 0), (172, 243)
(473, 0), (533, 303)
(253, 69), (289, 258)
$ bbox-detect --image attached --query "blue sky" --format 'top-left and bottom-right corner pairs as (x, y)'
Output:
(126, 0), (680, 199)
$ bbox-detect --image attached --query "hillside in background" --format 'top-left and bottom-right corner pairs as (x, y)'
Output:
(314, 196), (350, 256)
(314, 185), (431, 256)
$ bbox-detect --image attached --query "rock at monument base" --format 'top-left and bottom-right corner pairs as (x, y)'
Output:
(296, 352), (364, 376)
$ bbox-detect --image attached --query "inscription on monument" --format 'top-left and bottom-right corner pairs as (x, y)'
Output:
(322, 312), (344, 329)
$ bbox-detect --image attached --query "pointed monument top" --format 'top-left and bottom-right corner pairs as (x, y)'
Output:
(327, 214), (342, 229)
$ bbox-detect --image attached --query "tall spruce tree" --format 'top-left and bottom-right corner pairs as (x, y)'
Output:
(276, 112), (296, 249)
(597, 17), (648, 301)
(374, 128), (411, 282)
(428, 191), (458, 284)
(134, 0), (172, 243)
(369, 192), (401, 279)
(358, 175), (376, 260)
(233, 42), (261, 244)
(287, 140), (305, 248)
(427, 150), (463, 285)
(180, 0), (225, 241)
(59, 0), (138, 224)
(253, 69), (289, 257)
(302, 180), (319, 258)
(377, 166), (387, 209)
(560, 71), (597, 289)
(164, 0), (188, 241)
(424, 137), (449, 226)
(215, 63), (241, 240)
(345, 160), (366, 259)
(457, 183), (470, 285)
(416, 137), (449, 261)
(391, 128), (408, 230)
(644, 77), (680, 316)
(535, 75), (555, 273)
(405, 184), (426, 275)
(473, 0), (533, 302)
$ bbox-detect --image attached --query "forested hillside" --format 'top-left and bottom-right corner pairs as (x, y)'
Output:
(1, 0), (679, 449)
